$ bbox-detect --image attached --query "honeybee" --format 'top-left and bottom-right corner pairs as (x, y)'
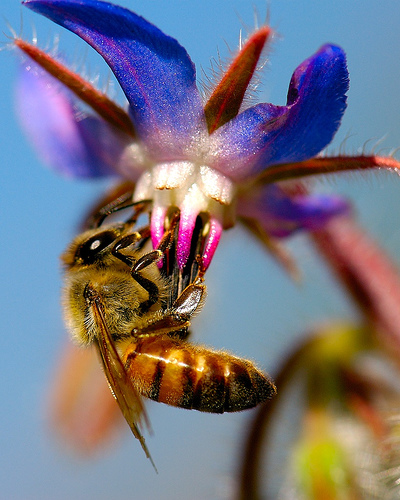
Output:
(61, 188), (276, 467)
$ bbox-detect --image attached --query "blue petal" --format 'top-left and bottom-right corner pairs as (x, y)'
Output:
(209, 44), (349, 181)
(237, 184), (350, 237)
(16, 56), (132, 178)
(23, 0), (206, 160)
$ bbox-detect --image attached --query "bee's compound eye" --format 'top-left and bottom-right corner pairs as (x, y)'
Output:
(76, 230), (118, 264)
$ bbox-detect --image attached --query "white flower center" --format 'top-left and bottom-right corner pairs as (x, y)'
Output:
(133, 161), (236, 223)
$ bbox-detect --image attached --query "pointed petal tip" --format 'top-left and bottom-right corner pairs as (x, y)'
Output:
(211, 41), (349, 181)
(238, 184), (350, 239)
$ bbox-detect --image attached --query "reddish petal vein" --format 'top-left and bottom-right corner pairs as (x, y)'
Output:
(15, 38), (136, 138)
(204, 26), (271, 133)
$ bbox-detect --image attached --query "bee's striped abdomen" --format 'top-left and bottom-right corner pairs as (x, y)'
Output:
(123, 335), (276, 413)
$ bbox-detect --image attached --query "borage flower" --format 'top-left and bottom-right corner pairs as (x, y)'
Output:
(16, 0), (400, 273)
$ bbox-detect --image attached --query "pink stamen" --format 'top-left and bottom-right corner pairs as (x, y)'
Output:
(151, 205), (167, 250)
(177, 209), (198, 269)
(202, 218), (222, 270)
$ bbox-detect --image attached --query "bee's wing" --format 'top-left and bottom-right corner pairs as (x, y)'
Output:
(91, 298), (157, 471)
(48, 339), (124, 453)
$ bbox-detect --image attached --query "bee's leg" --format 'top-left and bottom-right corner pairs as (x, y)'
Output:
(90, 195), (151, 229)
(163, 256), (206, 339)
(155, 210), (181, 253)
(172, 280), (206, 322)
(112, 231), (147, 266)
(111, 232), (162, 314)
(112, 212), (180, 315)
(132, 277), (206, 339)
(80, 181), (134, 229)
(130, 250), (164, 314)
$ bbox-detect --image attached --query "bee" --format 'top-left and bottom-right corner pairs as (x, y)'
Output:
(61, 187), (276, 467)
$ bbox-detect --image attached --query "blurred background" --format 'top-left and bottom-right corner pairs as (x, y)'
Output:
(1, 1), (400, 498)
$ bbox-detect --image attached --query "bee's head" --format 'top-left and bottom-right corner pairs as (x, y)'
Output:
(61, 225), (126, 269)
(61, 225), (157, 346)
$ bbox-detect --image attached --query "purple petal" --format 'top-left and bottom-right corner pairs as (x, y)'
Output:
(237, 184), (350, 237)
(23, 0), (206, 160)
(209, 44), (349, 181)
(16, 56), (134, 178)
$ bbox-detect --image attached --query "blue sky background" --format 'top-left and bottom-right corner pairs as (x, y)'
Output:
(1, 1), (400, 499)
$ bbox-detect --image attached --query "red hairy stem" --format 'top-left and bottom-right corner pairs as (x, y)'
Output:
(313, 217), (400, 355)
